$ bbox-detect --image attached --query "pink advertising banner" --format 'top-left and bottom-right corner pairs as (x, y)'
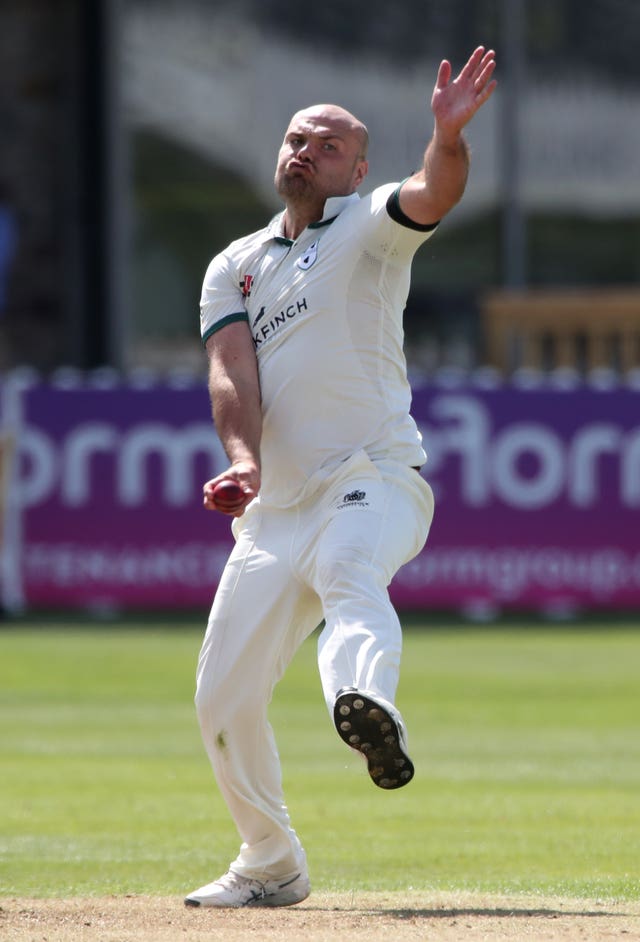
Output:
(3, 375), (639, 615)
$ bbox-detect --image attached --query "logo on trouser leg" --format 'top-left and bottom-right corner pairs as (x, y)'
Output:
(338, 490), (369, 508)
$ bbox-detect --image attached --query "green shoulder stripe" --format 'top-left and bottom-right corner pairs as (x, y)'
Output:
(386, 182), (439, 232)
(202, 312), (249, 345)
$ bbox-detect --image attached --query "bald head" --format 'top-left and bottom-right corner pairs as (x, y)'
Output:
(288, 104), (369, 160)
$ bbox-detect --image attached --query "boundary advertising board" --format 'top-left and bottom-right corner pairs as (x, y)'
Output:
(3, 375), (639, 614)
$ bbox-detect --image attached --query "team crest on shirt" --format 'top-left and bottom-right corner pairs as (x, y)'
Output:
(296, 240), (319, 271)
(240, 274), (254, 297)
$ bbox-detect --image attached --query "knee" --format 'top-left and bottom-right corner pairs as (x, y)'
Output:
(194, 674), (220, 736)
(195, 673), (266, 741)
(194, 679), (237, 747)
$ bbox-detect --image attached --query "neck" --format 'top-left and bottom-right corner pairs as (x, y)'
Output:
(282, 199), (325, 240)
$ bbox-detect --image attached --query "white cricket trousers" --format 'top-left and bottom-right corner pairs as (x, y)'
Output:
(194, 450), (434, 881)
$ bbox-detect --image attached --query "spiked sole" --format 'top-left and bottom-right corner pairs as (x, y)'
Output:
(333, 690), (414, 789)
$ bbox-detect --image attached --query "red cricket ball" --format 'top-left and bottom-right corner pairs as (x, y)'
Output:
(211, 479), (246, 511)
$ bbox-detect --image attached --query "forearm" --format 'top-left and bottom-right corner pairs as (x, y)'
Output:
(210, 365), (262, 470)
(397, 129), (470, 226)
(206, 324), (262, 474)
(421, 126), (470, 215)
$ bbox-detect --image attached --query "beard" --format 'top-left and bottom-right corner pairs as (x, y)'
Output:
(274, 166), (320, 202)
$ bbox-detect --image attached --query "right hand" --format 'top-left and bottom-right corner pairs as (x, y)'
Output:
(202, 460), (260, 517)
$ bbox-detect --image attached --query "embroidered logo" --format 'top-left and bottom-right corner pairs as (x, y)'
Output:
(240, 274), (254, 297)
(344, 490), (366, 503)
(336, 489), (370, 510)
(296, 239), (319, 271)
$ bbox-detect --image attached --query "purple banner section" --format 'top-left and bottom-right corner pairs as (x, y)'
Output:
(7, 380), (232, 611)
(3, 377), (640, 613)
(396, 382), (640, 615)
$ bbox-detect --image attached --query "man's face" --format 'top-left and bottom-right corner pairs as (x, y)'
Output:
(274, 106), (368, 204)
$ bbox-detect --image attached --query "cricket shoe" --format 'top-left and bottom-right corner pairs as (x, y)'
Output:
(333, 687), (414, 789)
(184, 868), (310, 908)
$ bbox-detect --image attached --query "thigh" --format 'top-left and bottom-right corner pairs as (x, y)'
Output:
(197, 503), (322, 702)
(309, 458), (434, 592)
(305, 458), (434, 707)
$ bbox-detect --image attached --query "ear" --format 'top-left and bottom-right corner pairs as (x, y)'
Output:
(353, 159), (369, 190)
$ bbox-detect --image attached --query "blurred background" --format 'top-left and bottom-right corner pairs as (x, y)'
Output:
(1, 0), (639, 616)
(1, 0), (639, 374)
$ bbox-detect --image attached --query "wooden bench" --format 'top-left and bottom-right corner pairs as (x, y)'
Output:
(481, 289), (640, 374)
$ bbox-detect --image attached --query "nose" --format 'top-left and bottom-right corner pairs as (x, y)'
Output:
(296, 140), (312, 161)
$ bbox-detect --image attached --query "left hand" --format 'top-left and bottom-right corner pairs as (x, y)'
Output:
(431, 46), (497, 140)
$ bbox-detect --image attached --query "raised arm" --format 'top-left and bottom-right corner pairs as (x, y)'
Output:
(399, 46), (497, 226)
(202, 322), (262, 516)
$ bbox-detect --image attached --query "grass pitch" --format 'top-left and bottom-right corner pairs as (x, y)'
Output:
(1, 619), (639, 901)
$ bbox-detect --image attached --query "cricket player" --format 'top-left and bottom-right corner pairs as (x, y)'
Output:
(186, 46), (497, 908)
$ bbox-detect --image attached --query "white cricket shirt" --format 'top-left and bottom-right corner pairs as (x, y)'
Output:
(200, 182), (437, 508)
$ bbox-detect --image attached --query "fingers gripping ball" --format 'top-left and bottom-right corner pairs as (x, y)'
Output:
(211, 479), (247, 512)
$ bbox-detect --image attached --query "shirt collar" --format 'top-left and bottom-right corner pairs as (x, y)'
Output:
(266, 192), (361, 244)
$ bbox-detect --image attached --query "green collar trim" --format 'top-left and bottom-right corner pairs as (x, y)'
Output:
(308, 216), (337, 230)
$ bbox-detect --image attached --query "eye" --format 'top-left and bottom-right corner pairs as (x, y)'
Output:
(322, 142), (337, 151)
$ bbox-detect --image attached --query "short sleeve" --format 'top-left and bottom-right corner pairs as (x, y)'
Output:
(199, 250), (249, 345)
(358, 183), (439, 263)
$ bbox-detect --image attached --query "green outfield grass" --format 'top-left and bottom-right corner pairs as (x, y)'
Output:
(1, 620), (639, 900)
